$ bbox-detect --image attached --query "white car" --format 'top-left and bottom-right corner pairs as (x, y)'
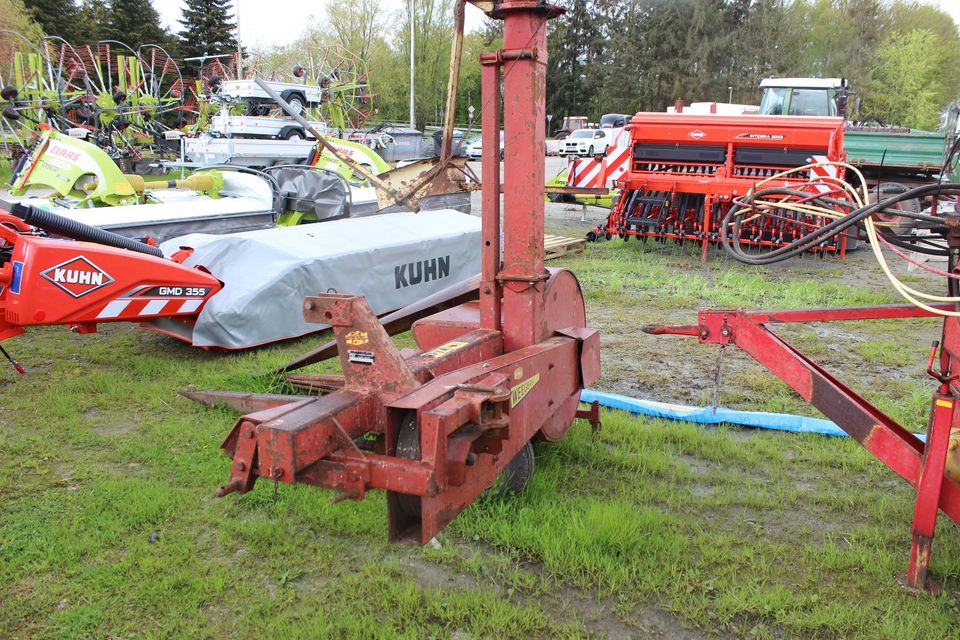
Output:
(559, 128), (612, 157)
(465, 131), (504, 160)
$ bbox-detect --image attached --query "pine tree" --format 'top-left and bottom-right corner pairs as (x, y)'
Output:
(105, 0), (171, 49)
(74, 0), (109, 44)
(22, 0), (82, 41)
(178, 0), (239, 75)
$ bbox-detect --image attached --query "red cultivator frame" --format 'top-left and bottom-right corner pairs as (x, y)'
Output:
(187, 1), (601, 544)
(647, 299), (960, 594)
(590, 114), (848, 261)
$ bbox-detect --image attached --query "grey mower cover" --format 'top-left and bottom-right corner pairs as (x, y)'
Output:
(150, 209), (481, 349)
(266, 167), (349, 221)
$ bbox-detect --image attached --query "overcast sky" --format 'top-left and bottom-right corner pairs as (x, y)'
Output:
(151, 0), (486, 50)
(152, 0), (960, 51)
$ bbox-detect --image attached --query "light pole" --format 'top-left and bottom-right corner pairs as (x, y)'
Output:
(409, 0), (416, 129)
(728, 86), (733, 103)
(235, 0), (242, 79)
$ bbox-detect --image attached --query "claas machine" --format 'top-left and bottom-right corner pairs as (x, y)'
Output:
(185, 0), (600, 544)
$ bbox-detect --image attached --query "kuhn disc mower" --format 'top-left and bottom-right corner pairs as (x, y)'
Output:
(0, 201), (221, 354)
(185, 0), (601, 544)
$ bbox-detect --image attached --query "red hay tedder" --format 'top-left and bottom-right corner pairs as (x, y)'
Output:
(589, 113), (849, 260)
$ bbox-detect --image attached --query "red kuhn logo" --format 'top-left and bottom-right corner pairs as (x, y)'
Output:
(40, 256), (115, 297)
(47, 143), (82, 163)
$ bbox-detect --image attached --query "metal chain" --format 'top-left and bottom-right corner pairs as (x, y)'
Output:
(711, 344), (726, 414)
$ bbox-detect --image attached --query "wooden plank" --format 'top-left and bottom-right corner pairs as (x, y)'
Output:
(544, 234), (587, 261)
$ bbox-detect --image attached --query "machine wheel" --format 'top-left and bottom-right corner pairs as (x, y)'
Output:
(484, 442), (534, 499)
(586, 231), (597, 242)
(394, 413), (422, 517)
(1, 85), (17, 101)
(870, 181), (920, 235)
(282, 127), (305, 141)
(394, 414), (536, 517)
(281, 90), (307, 116)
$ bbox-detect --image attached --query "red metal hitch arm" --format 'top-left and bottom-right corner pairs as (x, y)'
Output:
(645, 304), (960, 593)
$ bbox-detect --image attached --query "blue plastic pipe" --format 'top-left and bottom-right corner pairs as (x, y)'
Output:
(579, 389), (926, 441)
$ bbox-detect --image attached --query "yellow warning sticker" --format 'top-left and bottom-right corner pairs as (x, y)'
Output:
(345, 330), (369, 346)
(424, 340), (469, 358)
(935, 399), (954, 409)
(511, 374), (540, 408)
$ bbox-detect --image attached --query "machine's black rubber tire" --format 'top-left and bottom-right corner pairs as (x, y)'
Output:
(281, 127), (305, 141)
(484, 442), (534, 499)
(869, 181), (921, 235)
(586, 231), (597, 242)
(394, 415), (535, 516)
(281, 90), (307, 116)
(395, 413), (422, 517)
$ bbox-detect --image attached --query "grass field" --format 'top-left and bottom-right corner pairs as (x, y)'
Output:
(3, 218), (960, 638)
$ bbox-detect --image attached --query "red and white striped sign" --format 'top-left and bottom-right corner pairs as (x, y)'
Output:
(808, 155), (840, 193)
(95, 296), (206, 320)
(565, 129), (631, 189)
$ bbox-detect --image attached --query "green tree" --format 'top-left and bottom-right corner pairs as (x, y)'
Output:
(397, 0), (454, 128)
(22, 0), (82, 41)
(864, 29), (948, 129)
(74, 0), (109, 44)
(105, 0), (171, 49)
(324, 0), (382, 61)
(546, 0), (602, 126)
(178, 0), (239, 75)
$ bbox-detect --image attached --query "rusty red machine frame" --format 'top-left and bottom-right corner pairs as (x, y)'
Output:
(647, 299), (960, 594)
(590, 113), (848, 260)
(188, 0), (600, 544)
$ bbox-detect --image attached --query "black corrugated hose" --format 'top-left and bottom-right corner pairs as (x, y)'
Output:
(8, 202), (164, 258)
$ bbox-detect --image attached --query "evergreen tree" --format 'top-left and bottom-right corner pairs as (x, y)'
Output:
(105, 0), (171, 49)
(178, 0), (239, 75)
(22, 0), (82, 41)
(74, 0), (109, 44)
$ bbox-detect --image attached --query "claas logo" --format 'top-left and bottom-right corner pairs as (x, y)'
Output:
(345, 331), (368, 346)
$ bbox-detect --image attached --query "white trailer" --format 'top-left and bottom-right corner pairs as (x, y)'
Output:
(209, 112), (329, 140)
(181, 135), (317, 168)
(218, 79), (326, 115)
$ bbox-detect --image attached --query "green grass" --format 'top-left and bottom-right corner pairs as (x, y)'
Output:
(2, 236), (958, 638)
